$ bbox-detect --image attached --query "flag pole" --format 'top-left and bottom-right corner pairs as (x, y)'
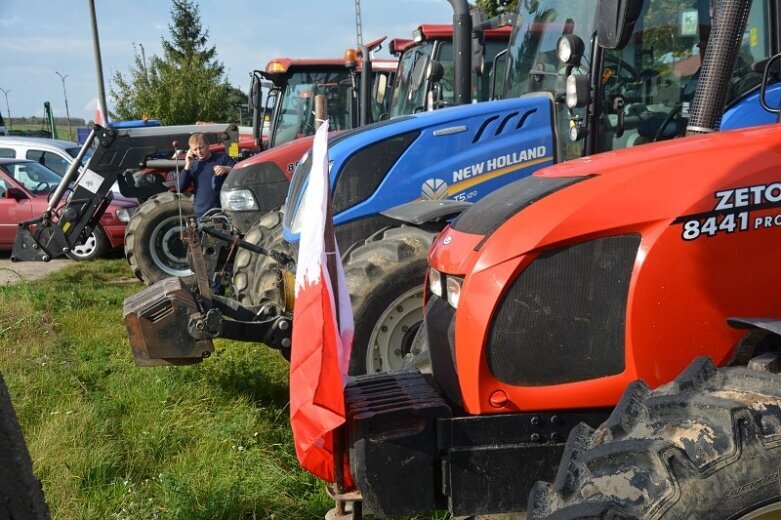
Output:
(325, 204), (350, 516)
(318, 108), (359, 517)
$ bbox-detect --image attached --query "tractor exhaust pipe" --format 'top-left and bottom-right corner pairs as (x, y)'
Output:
(447, 0), (472, 105)
(686, 0), (753, 135)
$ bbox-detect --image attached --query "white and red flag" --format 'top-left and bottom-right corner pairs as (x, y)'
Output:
(289, 120), (354, 482)
(94, 103), (105, 127)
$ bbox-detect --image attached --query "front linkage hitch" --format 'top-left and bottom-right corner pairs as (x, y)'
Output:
(124, 217), (294, 366)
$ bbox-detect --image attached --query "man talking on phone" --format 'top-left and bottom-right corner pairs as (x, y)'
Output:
(178, 133), (236, 218)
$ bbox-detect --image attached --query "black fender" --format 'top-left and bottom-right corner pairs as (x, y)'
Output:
(380, 199), (473, 226)
(727, 317), (781, 365)
(728, 316), (781, 336)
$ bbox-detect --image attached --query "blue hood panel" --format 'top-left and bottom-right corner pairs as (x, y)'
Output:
(284, 94), (556, 242)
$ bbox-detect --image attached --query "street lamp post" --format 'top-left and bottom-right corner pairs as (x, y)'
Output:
(0, 87), (11, 129)
(55, 71), (72, 140)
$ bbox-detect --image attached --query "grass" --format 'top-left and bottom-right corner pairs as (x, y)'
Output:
(6, 122), (79, 142)
(0, 259), (332, 519)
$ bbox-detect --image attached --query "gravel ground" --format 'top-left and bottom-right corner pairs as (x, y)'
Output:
(0, 251), (72, 285)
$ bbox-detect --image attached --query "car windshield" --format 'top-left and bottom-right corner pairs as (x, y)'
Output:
(2, 161), (61, 194)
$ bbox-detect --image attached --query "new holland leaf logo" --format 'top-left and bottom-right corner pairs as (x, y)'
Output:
(421, 178), (448, 200)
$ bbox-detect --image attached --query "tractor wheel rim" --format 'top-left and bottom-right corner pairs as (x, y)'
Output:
(366, 286), (424, 374)
(71, 232), (97, 257)
(149, 216), (191, 277)
(737, 502), (781, 519)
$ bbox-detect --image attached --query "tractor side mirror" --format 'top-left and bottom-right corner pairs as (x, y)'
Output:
(250, 73), (264, 148)
(759, 53), (781, 118)
(5, 187), (27, 201)
(374, 73), (390, 106)
(411, 55), (430, 92)
(597, 0), (643, 49)
(427, 60), (445, 84)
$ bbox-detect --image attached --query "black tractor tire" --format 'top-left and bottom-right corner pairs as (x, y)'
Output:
(66, 226), (109, 261)
(125, 192), (194, 285)
(528, 356), (781, 520)
(231, 210), (287, 306)
(344, 226), (436, 375)
(0, 372), (50, 519)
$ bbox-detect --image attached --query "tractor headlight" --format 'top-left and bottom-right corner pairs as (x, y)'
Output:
(446, 276), (462, 309)
(429, 268), (442, 297)
(566, 74), (590, 109)
(557, 34), (584, 66)
(116, 207), (138, 223)
(220, 189), (258, 211)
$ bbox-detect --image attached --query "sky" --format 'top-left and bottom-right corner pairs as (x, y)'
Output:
(0, 0), (454, 122)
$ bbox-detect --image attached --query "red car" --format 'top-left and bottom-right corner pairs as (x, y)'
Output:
(0, 158), (138, 260)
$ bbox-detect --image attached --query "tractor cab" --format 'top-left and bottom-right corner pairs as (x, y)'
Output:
(254, 48), (397, 149)
(503, 0), (773, 161)
(387, 23), (511, 117)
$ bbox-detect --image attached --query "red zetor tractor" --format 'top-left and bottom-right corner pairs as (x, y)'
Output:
(333, 0), (781, 518)
(525, 72), (781, 520)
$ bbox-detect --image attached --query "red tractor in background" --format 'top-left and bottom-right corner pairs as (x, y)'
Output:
(326, 0), (781, 518)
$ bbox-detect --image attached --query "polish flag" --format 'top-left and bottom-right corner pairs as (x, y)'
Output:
(289, 120), (354, 482)
(94, 104), (105, 127)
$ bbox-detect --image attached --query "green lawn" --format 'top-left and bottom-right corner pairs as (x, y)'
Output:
(0, 259), (332, 519)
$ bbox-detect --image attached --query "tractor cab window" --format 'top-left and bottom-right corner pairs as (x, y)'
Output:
(389, 41), (436, 117)
(597, 0), (771, 153)
(436, 39), (513, 106)
(274, 68), (354, 146)
(504, 0), (598, 160)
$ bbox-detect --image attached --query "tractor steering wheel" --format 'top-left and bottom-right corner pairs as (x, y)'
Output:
(653, 103), (683, 142)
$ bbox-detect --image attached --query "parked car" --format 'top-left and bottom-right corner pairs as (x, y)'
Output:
(0, 159), (137, 260)
(0, 136), (87, 176)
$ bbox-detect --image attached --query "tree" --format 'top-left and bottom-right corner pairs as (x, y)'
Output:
(110, 0), (236, 125)
(475, 0), (519, 18)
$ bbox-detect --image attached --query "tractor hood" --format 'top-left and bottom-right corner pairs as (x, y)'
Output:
(220, 135), (318, 234)
(283, 94), (557, 244)
(427, 123), (781, 415)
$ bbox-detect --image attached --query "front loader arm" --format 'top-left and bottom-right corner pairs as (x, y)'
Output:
(11, 123), (238, 262)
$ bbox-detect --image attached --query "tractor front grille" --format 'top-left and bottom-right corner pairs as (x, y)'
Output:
(487, 234), (640, 386)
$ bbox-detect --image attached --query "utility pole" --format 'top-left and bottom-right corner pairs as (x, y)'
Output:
(88, 0), (110, 126)
(55, 71), (72, 140)
(0, 88), (11, 129)
(354, 0), (363, 48)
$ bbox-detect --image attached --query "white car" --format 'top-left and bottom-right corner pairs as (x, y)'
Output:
(0, 136), (86, 176)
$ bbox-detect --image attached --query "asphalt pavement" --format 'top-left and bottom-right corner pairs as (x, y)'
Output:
(0, 251), (72, 285)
